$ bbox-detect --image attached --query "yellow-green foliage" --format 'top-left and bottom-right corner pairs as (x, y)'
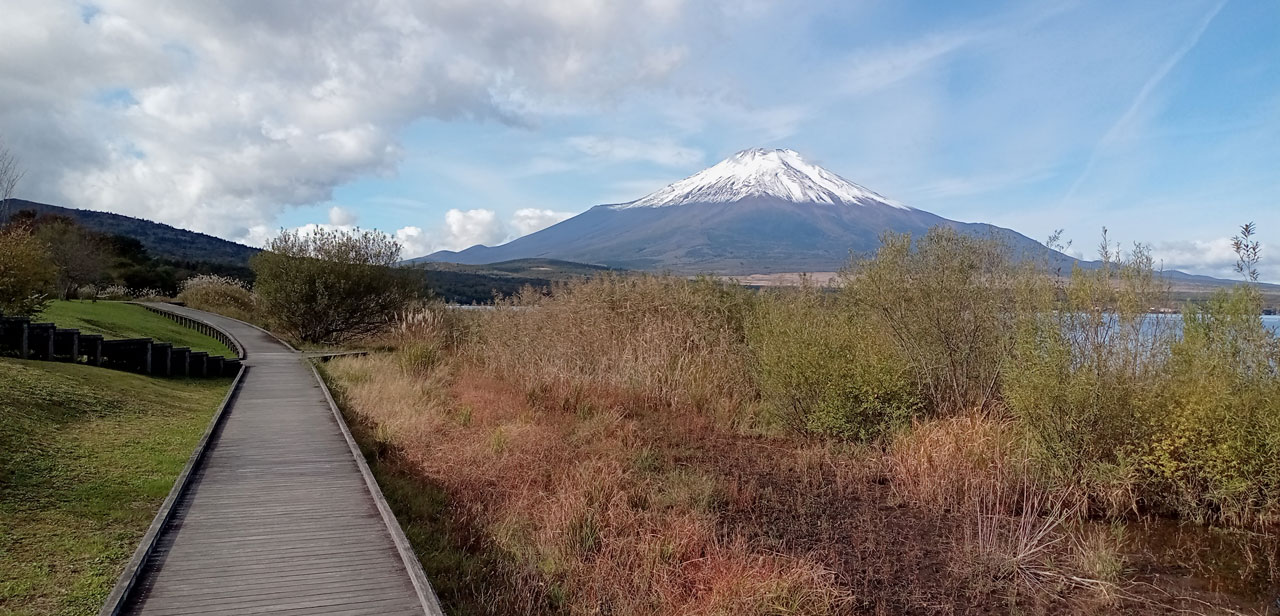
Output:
(1141, 286), (1280, 523)
(1006, 239), (1280, 523)
(1005, 247), (1167, 474)
(748, 284), (921, 440)
(0, 225), (56, 316)
(843, 228), (1028, 415)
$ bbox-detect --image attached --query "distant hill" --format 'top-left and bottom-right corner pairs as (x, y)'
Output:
(408, 258), (616, 304)
(2, 199), (259, 266)
(417, 149), (1065, 274)
(409, 258), (615, 278)
(415, 149), (1269, 294)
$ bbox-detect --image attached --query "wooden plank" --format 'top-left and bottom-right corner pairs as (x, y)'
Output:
(96, 365), (247, 616)
(104, 304), (441, 616)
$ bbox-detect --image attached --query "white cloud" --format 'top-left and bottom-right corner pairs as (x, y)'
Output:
(510, 208), (573, 235)
(328, 206), (357, 226)
(0, 0), (702, 241)
(393, 226), (432, 259)
(376, 207), (580, 258)
(1153, 237), (1251, 279)
(567, 135), (703, 167)
(1144, 234), (1275, 283)
(840, 33), (973, 97)
(442, 208), (506, 250)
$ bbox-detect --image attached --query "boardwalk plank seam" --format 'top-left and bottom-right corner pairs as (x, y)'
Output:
(98, 304), (443, 616)
(97, 365), (247, 616)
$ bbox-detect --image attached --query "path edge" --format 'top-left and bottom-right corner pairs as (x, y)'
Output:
(135, 301), (300, 354)
(309, 361), (447, 616)
(97, 364), (246, 616)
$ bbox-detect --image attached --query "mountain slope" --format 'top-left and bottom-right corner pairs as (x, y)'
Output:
(416, 148), (1062, 274)
(2, 199), (259, 266)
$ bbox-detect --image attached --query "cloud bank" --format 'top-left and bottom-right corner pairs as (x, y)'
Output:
(0, 0), (696, 242)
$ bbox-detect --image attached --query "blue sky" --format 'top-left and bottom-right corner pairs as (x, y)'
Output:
(2, 0), (1277, 279)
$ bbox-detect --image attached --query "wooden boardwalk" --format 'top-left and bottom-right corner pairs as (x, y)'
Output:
(112, 305), (441, 616)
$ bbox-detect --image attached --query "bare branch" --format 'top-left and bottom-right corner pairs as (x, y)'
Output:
(1231, 222), (1261, 283)
(0, 136), (25, 221)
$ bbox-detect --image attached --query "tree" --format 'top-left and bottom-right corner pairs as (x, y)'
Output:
(0, 136), (23, 222)
(32, 218), (109, 300)
(251, 227), (424, 344)
(0, 225), (56, 316)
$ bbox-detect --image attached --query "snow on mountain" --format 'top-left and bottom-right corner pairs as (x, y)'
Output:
(613, 148), (910, 210)
(415, 145), (1062, 274)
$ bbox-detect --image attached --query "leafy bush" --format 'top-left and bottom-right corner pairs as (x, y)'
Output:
(748, 284), (920, 440)
(0, 226), (56, 316)
(251, 228), (424, 344)
(1005, 242), (1167, 476)
(1141, 285), (1280, 522)
(842, 228), (1030, 415)
(177, 274), (257, 322)
(1005, 232), (1280, 523)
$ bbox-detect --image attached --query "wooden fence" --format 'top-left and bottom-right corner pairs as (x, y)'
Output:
(0, 311), (239, 378)
(134, 303), (245, 360)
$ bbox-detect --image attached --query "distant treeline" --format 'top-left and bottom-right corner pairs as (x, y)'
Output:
(419, 269), (553, 304)
(2, 199), (259, 266)
(5, 209), (253, 297)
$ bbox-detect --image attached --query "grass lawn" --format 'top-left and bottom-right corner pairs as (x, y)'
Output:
(0, 358), (232, 616)
(35, 301), (233, 357)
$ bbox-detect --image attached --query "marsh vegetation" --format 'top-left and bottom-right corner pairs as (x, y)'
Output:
(314, 226), (1280, 614)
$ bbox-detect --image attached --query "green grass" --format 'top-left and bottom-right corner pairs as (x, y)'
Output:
(35, 300), (233, 357)
(0, 358), (232, 616)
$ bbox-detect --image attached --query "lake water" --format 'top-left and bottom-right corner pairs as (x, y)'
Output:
(1142, 313), (1280, 335)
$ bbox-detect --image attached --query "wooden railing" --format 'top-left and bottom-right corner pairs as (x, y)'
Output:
(133, 303), (245, 360)
(0, 311), (239, 378)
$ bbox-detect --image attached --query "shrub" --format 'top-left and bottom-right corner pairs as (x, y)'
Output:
(252, 228), (423, 344)
(1141, 284), (1280, 523)
(842, 228), (1030, 415)
(748, 284), (921, 440)
(1006, 231), (1280, 523)
(0, 225), (56, 316)
(177, 274), (257, 322)
(1005, 242), (1168, 479)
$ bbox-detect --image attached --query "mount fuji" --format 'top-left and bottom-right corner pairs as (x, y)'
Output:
(414, 148), (1063, 274)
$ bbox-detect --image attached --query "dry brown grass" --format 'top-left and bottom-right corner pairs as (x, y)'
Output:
(887, 413), (1028, 514)
(327, 352), (847, 614)
(320, 272), (1273, 615)
(887, 413), (1139, 608)
(472, 275), (755, 422)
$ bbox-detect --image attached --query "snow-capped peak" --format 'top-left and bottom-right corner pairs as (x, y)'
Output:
(612, 148), (910, 210)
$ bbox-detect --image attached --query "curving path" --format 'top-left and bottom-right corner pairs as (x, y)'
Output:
(111, 304), (442, 616)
